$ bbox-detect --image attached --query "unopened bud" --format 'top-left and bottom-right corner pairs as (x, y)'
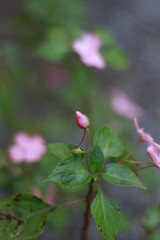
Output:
(76, 111), (90, 129)
(72, 147), (84, 155)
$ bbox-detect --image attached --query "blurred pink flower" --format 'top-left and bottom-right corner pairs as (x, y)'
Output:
(76, 111), (90, 129)
(73, 33), (106, 69)
(8, 132), (46, 163)
(110, 88), (144, 120)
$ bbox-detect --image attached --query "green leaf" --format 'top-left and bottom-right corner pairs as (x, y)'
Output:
(103, 47), (130, 70)
(149, 233), (160, 240)
(36, 28), (71, 61)
(118, 213), (132, 234)
(94, 126), (122, 159)
(91, 190), (120, 240)
(89, 145), (105, 172)
(141, 205), (160, 230)
(92, 173), (99, 181)
(48, 143), (71, 160)
(0, 193), (51, 240)
(45, 155), (91, 188)
(49, 208), (71, 232)
(95, 27), (114, 46)
(102, 163), (146, 189)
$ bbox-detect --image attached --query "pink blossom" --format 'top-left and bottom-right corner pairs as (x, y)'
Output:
(73, 33), (106, 69)
(76, 111), (90, 129)
(134, 118), (154, 144)
(110, 89), (144, 120)
(147, 145), (160, 168)
(134, 118), (160, 168)
(8, 132), (47, 163)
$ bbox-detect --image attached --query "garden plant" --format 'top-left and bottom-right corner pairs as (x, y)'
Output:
(0, 110), (160, 240)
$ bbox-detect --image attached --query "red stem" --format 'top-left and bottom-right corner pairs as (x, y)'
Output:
(73, 129), (87, 151)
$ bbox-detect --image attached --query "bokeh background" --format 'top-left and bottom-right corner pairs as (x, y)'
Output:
(0, 0), (160, 239)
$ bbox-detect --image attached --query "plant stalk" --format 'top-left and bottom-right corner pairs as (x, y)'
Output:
(72, 129), (87, 151)
(81, 178), (94, 240)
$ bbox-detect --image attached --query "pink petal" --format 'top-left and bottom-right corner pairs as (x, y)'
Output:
(134, 118), (154, 144)
(147, 145), (160, 168)
(110, 89), (144, 119)
(73, 32), (106, 69)
(8, 145), (25, 163)
(81, 51), (106, 69)
(14, 132), (30, 146)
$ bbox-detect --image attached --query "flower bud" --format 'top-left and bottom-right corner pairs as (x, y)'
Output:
(72, 147), (84, 155)
(76, 111), (90, 129)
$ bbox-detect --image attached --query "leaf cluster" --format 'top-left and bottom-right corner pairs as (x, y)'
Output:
(0, 126), (146, 240)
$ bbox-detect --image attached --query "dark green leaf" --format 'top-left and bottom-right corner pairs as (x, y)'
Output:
(94, 126), (122, 159)
(91, 190), (120, 240)
(0, 194), (51, 240)
(102, 163), (146, 189)
(89, 145), (104, 172)
(45, 155), (91, 188)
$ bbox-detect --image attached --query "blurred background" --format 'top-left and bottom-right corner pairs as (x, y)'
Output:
(0, 0), (160, 239)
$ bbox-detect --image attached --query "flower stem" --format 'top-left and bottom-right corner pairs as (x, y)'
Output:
(58, 198), (86, 208)
(72, 129), (87, 151)
(136, 164), (155, 172)
(81, 178), (94, 240)
(124, 160), (155, 165)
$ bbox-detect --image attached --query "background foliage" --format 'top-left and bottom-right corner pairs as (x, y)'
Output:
(0, 0), (159, 239)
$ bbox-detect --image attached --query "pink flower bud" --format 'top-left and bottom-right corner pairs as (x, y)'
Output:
(76, 111), (90, 129)
(147, 144), (160, 168)
(134, 118), (154, 144)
